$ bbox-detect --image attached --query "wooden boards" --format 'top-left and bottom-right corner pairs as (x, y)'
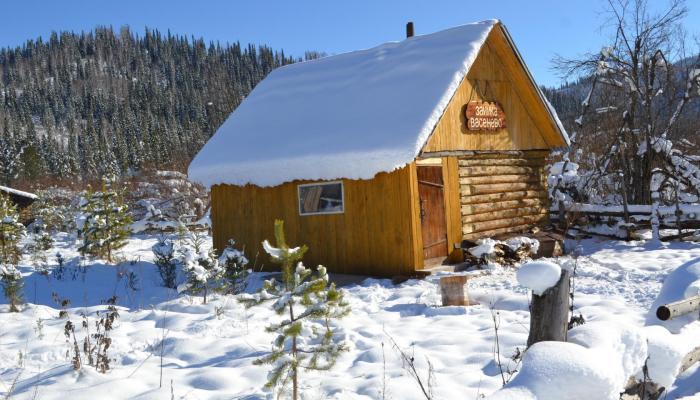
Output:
(421, 24), (567, 154)
(210, 163), (422, 277)
(417, 166), (449, 260)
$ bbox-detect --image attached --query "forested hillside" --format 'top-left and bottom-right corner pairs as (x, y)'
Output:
(0, 26), (305, 186)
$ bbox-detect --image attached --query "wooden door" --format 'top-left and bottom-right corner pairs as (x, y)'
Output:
(417, 166), (448, 260)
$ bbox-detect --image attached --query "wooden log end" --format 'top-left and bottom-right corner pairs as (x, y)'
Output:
(656, 306), (671, 321)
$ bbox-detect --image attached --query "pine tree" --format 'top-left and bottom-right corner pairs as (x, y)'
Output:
(218, 239), (249, 294)
(1, 264), (24, 312)
(78, 179), (132, 262)
(177, 226), (222, 304)
(244, 220), (349, 399)
(0, 194), (25, 265)
(152, 236), (178, 289)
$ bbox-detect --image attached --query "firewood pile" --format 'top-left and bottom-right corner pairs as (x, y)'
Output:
(462, 236), (539, 266)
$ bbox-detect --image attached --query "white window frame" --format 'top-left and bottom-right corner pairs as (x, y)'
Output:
(297, 181), (345, 216)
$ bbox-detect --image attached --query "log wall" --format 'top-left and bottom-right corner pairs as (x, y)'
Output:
(458, 151), (549, 240)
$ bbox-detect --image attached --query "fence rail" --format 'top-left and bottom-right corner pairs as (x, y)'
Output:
(549, 203), (700, 238)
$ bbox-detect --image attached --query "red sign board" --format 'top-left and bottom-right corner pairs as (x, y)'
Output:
(465, 101), (506, 131)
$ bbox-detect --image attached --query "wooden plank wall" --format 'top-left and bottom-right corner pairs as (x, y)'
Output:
(210, 163), (423, 277)
(422, 25), (567, 154)
(459, 150), (549, 240)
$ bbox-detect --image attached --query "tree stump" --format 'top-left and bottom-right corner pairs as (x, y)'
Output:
(527, 269), (571, 347)
(439, 275), (471, 306)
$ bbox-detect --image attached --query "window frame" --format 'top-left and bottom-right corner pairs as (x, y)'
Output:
(297, 181), (345, 216)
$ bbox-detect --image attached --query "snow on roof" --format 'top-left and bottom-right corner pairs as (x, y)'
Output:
(190, 20), (522, 187)
(0, 185), (38, 200)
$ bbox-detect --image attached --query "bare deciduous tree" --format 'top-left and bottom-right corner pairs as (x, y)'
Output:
(553, 0), (700, 213)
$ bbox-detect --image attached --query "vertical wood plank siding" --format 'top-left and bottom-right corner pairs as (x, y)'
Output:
(422, 26), (566, 153)
(211, 163), (423, 277)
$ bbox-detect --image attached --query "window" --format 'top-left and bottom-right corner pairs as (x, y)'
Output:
(298, 182), (344, 215)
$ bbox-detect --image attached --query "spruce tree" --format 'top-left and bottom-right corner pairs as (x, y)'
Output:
(152, 236), (178, 289)
(0, 194), (25, 265)
(78, 179), (132, 262)
(1, 264), (24, 312)
(245, 220), (349, 399)
(177, 225), (221, 304)
(218, 239), (249, 294)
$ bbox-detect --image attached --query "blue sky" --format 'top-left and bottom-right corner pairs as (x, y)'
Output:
(1, 0), (698, 87)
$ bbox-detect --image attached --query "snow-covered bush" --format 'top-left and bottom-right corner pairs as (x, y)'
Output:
(78, 179), (132, 262)
(1, 264), (24, 312)
(243, 220), (349, 399)
(0, 194), (25, 265)
(548, 161), (582, 204)
(176, 226), (221, 304)
(25, 217), (52, 274)
(127, 170), (209, 233)
(218, 239), (249, 294)
(179, 246), (221, 304)
(152, 237), (178, 289)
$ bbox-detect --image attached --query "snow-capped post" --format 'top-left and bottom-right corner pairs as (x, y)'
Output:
(517, 261), (570, 346)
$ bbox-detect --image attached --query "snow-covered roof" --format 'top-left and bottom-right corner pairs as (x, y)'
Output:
(189, 20), (566, 187)
(0, 185), (38, 200)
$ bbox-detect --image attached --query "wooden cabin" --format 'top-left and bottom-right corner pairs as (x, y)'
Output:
(0, 185), (37, 210)
(189, 20), (569, 277)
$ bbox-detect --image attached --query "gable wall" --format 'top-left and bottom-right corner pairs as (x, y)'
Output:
(422, 26), (561, 153)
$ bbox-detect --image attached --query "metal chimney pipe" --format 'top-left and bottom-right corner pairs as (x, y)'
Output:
(406, 22), (414, 38)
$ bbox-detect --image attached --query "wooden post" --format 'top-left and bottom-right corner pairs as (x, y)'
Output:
(527, 269), (571, 347)
(656, 295), (700, 321)
(439, 275), (470, 306)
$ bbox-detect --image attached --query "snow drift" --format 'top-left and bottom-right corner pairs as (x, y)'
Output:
(648, 258), (700, 332)
(490, 322), (647, 400)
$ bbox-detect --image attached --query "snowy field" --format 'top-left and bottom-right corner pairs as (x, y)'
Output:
(1, 232), (700, 399)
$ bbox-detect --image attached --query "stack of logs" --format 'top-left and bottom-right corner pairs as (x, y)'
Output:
(460, 151), (549, 240)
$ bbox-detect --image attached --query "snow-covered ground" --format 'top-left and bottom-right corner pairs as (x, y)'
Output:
(1, 233), (699, 399)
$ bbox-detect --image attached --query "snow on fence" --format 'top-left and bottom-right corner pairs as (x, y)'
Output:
(549, 202), (700, 238)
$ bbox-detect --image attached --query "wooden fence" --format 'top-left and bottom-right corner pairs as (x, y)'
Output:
(549, 203), (700, 239)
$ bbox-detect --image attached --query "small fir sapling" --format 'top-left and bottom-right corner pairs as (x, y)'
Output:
(78, 179), (132, 262)
(243, 220), (350, 399)
(53, 252), (66, 280)
(32, 189), (71, 232)
(25, 218), (51, 275)
(177, 225), (222, 304)
(0, 194), (25, 265)
(30, 195), (59, 249)
(1, 264), (24, 312)
(179, 246), (221, 304)
(152, 237), (178, 289)
(218, 239), (249, 294)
